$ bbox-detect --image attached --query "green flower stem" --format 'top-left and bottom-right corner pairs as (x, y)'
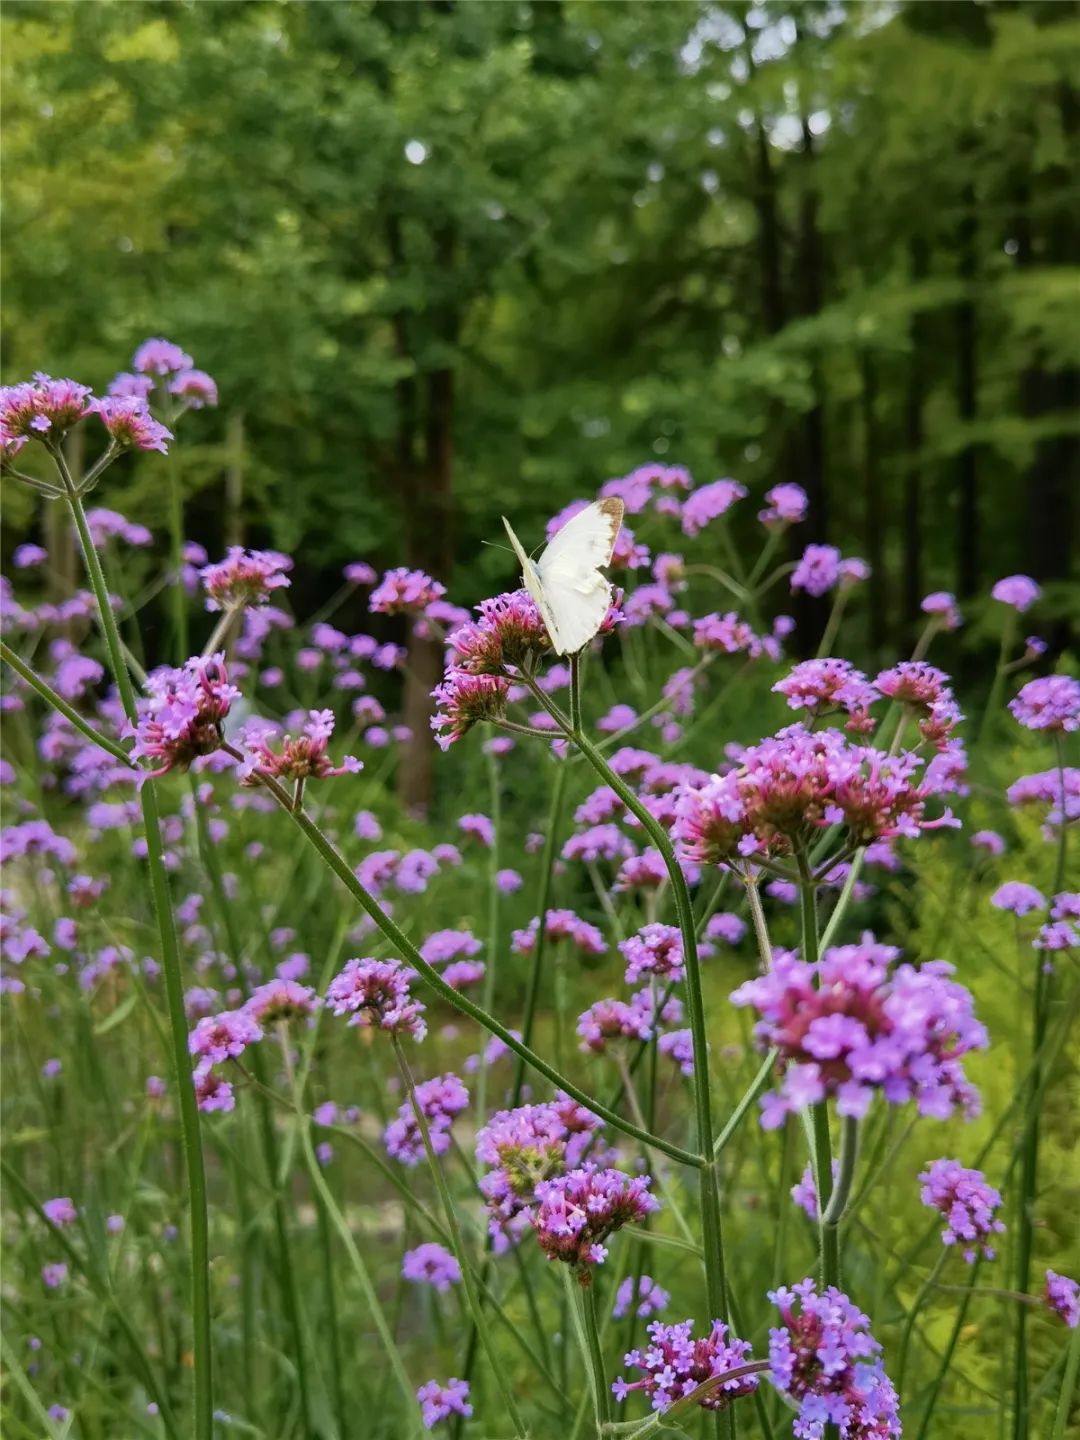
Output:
(512, 759), (568, 1105)
(56, 460), (212, 1440)
(476, 746), (503, 1129)
(816, 590), (850, 659)
(395, 1042), (529, 1440)
(294, 1101), (419, 1428)
(1051, 1319), (1080, 1440)
(798, 857), (838, 1291)
(583, 1279), (612, 1429)
(0, 640), (135, 767)
(601, 1361), (770, 1438)
(163, 433), (189, 657)
(914, 1257), (982, 1440)
(566, 728), (730, 1334)
(260, 784), (702, 1169)
(821, 1115), (859, 1232)
(712, 1050), (780, 1158)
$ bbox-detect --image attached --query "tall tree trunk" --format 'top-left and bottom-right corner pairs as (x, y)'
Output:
(902, 235), (929, 630)
(861, 353), (887, 654)
(954, 178), (978, 599)
(1018, 80), (1078, 647)
(399, 224), (458, 818)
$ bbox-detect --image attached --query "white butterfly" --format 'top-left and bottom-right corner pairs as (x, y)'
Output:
(502, 498), (625, 656)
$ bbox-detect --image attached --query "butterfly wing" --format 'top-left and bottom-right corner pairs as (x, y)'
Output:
(535, 498), (624, 655)
(503, 515), (567, 652)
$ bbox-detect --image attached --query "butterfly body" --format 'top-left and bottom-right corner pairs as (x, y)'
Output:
(502, 498), (624, 655)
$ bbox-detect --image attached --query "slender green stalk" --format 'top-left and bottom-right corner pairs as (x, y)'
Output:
(512, 761), (568, 1104)
(1050, 1319), (1080, 1440)
(798, 857), (838, 1291)
(914, 1258), (982, 1440)
(821, 1115), (859, 1231)
(568, 727), (729, 1324)
(713, 1050), (779, 1157)
(583, 1281), (612, 1429)
(262, 790), (701, 1168)
(164, 431), (189, 656)
(0, 641), (135, 767)
(395, 1043), (528, 1439)
(476, 747), (502, 1129)
(55, 456), (212, 1439)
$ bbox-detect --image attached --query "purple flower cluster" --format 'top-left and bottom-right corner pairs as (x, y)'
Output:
(732, 937), (987, 1125)
(768, 1280), (900, 1440)
(619, 923), (684, 984)
(990, 882), (1046, 917)
(2, 375), (92, 453)
(1009, 675), (1080, 733)
(681, 479), (747, 537)
(325, 957), (426, 1040)
(1045, 1270), (1079, 1328)
(773, 659), (878, 733)
(918, 1158), (1005, 1262)
(446, 589), (552, 675)
(369, 567), (446, 616)
(127, 655), (238, 778)
(759, 483), (808, 528)
(511, 909), (607, 958)
(791, 545), (869, 597)
(675, 723), (957, 868)
(991, 574), (1040, 612)
(200, 547), (292, 612)
(875, 661), (962, 749)
(613, 1273), (670, 1320)
(577, 995), (653, 1053)
(402, 1242), (461, 1292)
(475, 1096), (602, 1248)
(384, 1074), (469, 1166)
(416, 1378), (471, 1429)
(430, 670), (509, 749)
(613, 1318), (758, 1413)
(1007, 767), (1079, 832)
(237, 710), (361, 785)
(790, 1161), (840, 1221)
(532, 1166), (658, 1272)
(88, 395), (173, 453)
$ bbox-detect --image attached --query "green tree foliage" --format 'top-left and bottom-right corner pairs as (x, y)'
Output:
(3, 0), (1078, 626)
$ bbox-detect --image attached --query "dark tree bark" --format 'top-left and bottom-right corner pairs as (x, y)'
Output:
(954, 178), (979, 599)
(861, 353), (887, 653)
(1018, 80), (1078, 647)
(902, 235), (930, 629)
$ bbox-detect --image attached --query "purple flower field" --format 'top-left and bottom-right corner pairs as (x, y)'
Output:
(1, 336), (1077, 1440)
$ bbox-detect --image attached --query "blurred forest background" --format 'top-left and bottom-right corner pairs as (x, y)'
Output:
(3, 0), (1078, 653)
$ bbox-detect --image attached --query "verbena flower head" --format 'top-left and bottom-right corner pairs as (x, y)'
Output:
(87, 396), (172, 453)
(189, 1008), (262, 1065)
(42, 1197), (77, 1227)
(614, 1317), (757, 1413)
(760, 483), (807, 528)
(990, 882), (1046, 917)
(193, 1065), (235, 1113)
(732, 936), (987, 1125)
(169, 369), (218, 408)
(991, 575), (1040, 613)
(512, 909), (607, 958)
(384, 1073), (469, 1165)
(919, 1158), (1005, 1262)
(446, 589), (552, 674)
(577, 997), (653, 1053)
(201, 547), (292, 612)
(921, 591), (962, 629)
(127, 655), (237, 778)
(416, 1378), (471, 1429)
(1007, 767), (1080, 833)
(774, 659), (878, 733)
(693, 611), (777, 659)
(658, 1028), (695, 1076)
(244, 979), (316, 1025)
(681, 479), (748, 536)
(238, 711), (361, 784)
(325, 957), (426, 1040)
(1, 376), (92, 448)
(476, 1097), (602, 1245)
(674, 724), (957, 868)
(533, 1166), (658, 1274)
(791, 544), (842, 596)
(768, 1279), (900, 1440)
(402, 1242), (461, 1292)
(875, 661), (962, 749)
(1044, 1270), (1079, 1328)
(1009, 675), (1080, 733)
(132, 337), (194, 376)
(620, 923), (684, 984)
(614, 1274), (670, 1321)
(370, 567), (446, 616)
(790, 1161), (840, 1221)
(430, 670), (508, 749)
